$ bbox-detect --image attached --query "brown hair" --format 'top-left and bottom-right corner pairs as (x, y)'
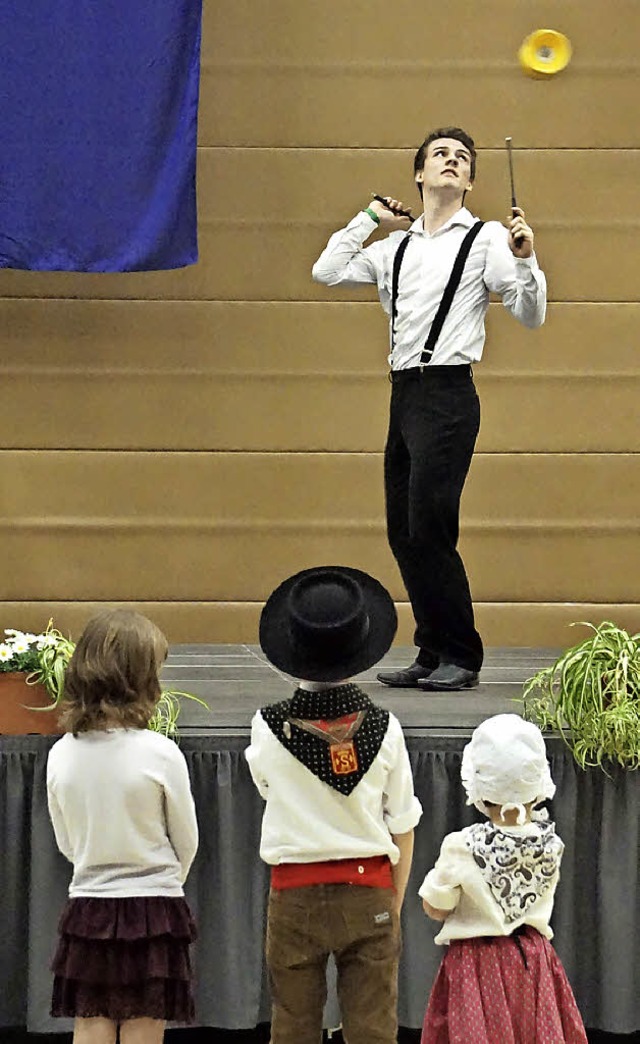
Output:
(60, 609), (168, 735)
(413, 126), (477, 198)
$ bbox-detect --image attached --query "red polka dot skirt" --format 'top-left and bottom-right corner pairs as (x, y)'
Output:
(421, 927), (588, 1043)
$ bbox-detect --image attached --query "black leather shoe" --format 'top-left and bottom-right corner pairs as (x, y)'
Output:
(377, 661), (436, 688)
(418, 664), (480, 691)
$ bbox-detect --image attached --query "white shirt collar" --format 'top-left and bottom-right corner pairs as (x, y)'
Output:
(410, 206), (476, 237)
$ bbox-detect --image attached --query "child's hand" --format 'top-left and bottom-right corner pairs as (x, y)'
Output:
(422, 898), (450, 922)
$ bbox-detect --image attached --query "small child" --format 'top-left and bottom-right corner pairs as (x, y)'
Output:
(46, 609), (199, 1044)
(246, 565), (423, 1044)
(419, 713), (587, 1043)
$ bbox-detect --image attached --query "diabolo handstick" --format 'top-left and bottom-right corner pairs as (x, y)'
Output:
(505, 137), (524, 247)
(372, 194), (416, 222)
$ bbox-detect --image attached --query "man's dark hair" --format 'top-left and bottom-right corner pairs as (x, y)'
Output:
(413, 127), (477, 198)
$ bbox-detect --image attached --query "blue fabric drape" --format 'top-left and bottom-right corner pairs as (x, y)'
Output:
(0, 0), (202, 272)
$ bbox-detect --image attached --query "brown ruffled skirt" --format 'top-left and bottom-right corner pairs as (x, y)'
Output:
(51, 896), (197, 1022)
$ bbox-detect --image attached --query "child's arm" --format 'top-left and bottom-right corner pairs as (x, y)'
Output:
(381, 716), (422, 910)
(422, 899), (450, 922)
(46, 786), (74, 863)
(391, 828), (414, 911)
(163, 746), (199, 882)
(46, 747), (74, 863)
(418, 832), (464, 921)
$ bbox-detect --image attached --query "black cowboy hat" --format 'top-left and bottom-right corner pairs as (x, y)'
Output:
(259, 565), (397, 682)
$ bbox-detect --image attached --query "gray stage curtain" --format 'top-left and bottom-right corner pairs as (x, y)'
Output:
(0, 735), (638, 1034)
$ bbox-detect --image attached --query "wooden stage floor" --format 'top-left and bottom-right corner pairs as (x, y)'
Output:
(162, 645), (560, 736)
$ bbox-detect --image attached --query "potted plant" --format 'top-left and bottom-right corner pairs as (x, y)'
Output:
(522, 621), (640, 771)
(0, 623), (208, 737)
(0, 623), (74, 734)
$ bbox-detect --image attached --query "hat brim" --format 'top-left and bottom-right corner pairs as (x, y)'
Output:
(259, 565), (397, 682)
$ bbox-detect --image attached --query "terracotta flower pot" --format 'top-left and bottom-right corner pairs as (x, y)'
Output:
(0, 672), (63, 735)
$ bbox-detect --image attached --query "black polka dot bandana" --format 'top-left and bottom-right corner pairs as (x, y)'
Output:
(261, 684), (390, 795)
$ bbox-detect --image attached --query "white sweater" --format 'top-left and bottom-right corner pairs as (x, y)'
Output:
(47, 728), (199, 898)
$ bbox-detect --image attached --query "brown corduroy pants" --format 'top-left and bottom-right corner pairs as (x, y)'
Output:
(266, 884), (401, 1044)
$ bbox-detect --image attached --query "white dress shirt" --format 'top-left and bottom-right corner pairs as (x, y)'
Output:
(47, 728), (199, 897)
(246, 709), (422, 865)
(312, 207), (546, 369)
(418, 823), (562, 945)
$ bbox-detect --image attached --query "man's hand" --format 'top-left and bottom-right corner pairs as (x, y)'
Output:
(507, 206), (534, 258)
(369, 196), (413, 230)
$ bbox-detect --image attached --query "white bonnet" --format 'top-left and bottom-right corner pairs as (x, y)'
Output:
(461, 714), (555, 824)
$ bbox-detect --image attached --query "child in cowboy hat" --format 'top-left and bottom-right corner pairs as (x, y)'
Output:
(246, 565), (422, 1044)
(419, 713), (587, 1043)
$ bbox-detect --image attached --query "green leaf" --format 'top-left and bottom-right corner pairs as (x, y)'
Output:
(518, 621), (640, 774)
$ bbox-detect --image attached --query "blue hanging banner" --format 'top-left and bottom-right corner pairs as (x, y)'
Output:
(0, 0), (202, 272)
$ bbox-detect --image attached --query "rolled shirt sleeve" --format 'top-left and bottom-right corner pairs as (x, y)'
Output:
(483, 223), (547, 329)
(383, 713), (423, 835)
(311, 211), (385, 288)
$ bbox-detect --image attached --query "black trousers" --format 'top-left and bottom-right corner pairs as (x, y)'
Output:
(384, 365), (483, 672)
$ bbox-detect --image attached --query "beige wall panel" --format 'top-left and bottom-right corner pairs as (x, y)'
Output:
(200, 1), (640, 147)
(1, 452), (637, 602)
(473, 605), (640, 650)
(2, 602), (640, 649)
(2, 452), (637, 524)
(0, 371), (637, 453)
(0, 151), (638, 301)
(202, 0), (639, 67)
(200, 72), (639, 152)
(0, 528), (637, 604)
(1, 300), (638, 374)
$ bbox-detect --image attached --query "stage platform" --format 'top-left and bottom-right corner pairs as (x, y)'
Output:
(162, 644), (559, 734)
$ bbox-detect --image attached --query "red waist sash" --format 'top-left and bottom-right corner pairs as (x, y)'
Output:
(271, 855), (393, 890)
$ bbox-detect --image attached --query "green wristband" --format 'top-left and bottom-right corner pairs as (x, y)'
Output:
(364, 206), (380, 224)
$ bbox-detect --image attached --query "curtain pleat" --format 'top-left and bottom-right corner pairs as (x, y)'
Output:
(0, 735), (637, 1034)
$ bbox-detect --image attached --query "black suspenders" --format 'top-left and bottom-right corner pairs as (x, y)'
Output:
(390, 220), (485, 366)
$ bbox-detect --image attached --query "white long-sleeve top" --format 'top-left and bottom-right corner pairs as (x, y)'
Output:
(312, 207), (546, 369)
(418, 821), (563, 946)
(47, 728), (199, 898)
(246, 709), (422, 865)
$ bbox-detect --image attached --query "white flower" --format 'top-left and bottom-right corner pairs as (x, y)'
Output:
(40, 634), (59, 647)
(4, 628), (20, 637)
(11, 638), (30, 654)
(24, 633), (38, 643)
(0, 644), (13, 662)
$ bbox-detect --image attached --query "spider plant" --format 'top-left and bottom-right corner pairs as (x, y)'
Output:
(149, 689), (209, 739)
(522, 621), (640, 771)
(28, 626), (76, 705)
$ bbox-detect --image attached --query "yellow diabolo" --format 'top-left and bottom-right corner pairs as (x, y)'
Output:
(519, 29), (572, 78)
